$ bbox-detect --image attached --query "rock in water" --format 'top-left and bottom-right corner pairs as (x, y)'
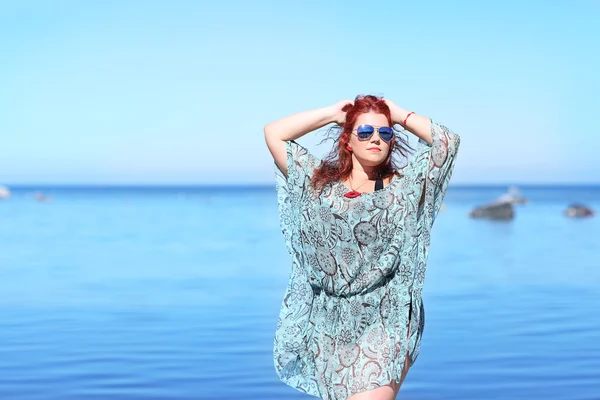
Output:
(0, 185), (10, 199)
(565, 204), (594, 218)
(469, 201), (514, 220)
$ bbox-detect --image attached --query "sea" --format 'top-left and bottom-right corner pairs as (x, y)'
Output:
(0, 185), (599, 400)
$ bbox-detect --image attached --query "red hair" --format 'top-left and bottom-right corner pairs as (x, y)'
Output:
(311, 94), (413, 193)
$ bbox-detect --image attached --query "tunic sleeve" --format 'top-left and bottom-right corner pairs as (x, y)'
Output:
(413, 120), (461, 227)
(398, 120), (461, 364)
(274, 140), (321, 254)
(273, 140), (322, 387)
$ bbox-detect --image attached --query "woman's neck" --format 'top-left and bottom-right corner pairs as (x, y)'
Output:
(350, 168), (379, 181)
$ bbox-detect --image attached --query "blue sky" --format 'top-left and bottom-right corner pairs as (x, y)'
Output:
(1, 0), (598, 185)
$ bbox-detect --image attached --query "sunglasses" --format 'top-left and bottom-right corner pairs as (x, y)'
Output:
(352, 125), (394, 142)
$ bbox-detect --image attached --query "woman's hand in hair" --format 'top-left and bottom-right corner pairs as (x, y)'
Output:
(329, 100), (354, 126)
(383, 98), (403, 125)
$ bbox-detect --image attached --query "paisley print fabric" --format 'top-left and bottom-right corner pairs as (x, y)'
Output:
(273, 120), (460, 399)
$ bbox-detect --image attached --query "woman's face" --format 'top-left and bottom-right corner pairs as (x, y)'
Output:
(348, 112), (393, 167)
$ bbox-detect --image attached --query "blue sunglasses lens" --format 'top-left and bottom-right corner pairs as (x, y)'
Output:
(378, 127), (394, 141)
(357, 125), (374, 139)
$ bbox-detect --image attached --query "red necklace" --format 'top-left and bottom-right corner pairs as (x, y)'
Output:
(344, 190), (362, 198)
(344, 176), (371, 198)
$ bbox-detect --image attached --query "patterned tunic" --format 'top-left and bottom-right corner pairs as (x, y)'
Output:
(273, 120), (460, 399)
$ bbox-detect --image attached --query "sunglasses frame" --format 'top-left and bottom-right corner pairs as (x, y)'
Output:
(351, 124), (395, 143)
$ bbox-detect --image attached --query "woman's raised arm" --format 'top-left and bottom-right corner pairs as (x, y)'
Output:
(264, 100), (352, 177)
(383, 98), (433, 145)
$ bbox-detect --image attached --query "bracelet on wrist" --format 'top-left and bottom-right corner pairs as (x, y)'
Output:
(402, 112), (415, 127)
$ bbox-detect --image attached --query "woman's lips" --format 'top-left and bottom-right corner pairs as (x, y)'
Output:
(367, 148), (381, 152)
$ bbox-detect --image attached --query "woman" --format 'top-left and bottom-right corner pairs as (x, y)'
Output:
(264, 95), (461, 400)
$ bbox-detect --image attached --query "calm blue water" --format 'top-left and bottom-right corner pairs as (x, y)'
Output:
(1, 185), (599, 400)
